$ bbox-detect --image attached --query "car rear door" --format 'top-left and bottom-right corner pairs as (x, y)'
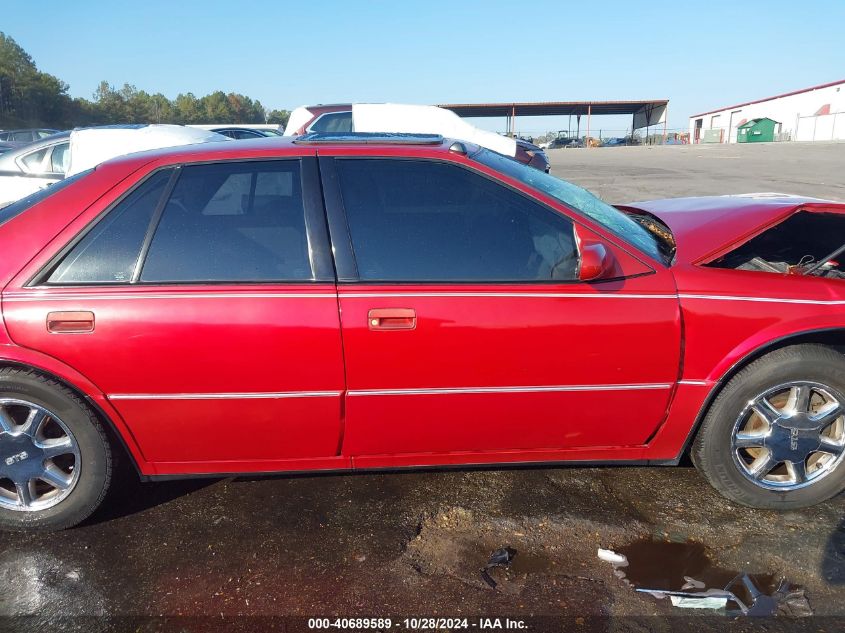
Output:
(3, 156), (347, 474)
(320, 154), (681, 462)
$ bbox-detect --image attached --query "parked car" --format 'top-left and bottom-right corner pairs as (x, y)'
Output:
(284, 103), (548, 171)
(603, 137), (627, 147)
(547, 136), (583, 149)
(209, 127), (281, 140)
(0, 128), (60, 143)
(0, 142), (18, 156)
(0, 125), (227, 208)
(0, 133), (843, 531)
(190, 124), (283, 137)
(515, 138), (550, 172)
(0, 131), (71, 208)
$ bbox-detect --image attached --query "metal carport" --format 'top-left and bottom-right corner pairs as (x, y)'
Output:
(439, 100), (669, 141)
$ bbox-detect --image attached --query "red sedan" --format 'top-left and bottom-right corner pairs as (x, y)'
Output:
(0, 133), (843, 531)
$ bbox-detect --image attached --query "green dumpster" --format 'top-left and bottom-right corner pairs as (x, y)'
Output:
(736, 118), (779, 143)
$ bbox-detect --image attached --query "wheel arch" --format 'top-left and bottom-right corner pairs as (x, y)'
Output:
(679, 327), (845, 459)
(0, 357), (147, 477)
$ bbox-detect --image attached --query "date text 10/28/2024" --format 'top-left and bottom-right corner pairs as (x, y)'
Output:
(308, 618), (529, 630)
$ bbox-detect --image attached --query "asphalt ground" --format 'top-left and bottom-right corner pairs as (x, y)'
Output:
(548, 141), (845, 203)
(1, 141), (843, 633)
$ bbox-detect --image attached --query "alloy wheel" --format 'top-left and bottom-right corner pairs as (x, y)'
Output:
(0, 399), (81, 511)
(732, 382), (845, 490)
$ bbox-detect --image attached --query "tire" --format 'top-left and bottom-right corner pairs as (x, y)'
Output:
(692, 344), (845, 509)
(0, 368), (112, 531)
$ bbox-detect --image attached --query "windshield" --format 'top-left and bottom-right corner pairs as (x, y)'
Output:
(473, 148), (667, 264)
(0, 170), (92, 229)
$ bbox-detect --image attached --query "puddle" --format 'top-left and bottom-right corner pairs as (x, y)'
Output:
(600, 538), (811, 616)
(615, 539), (777, 600)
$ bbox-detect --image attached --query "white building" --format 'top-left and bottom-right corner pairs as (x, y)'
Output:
(689, 79), (845, 143)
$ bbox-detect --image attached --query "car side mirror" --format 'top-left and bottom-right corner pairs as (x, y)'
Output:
(576, 229), (616, 281)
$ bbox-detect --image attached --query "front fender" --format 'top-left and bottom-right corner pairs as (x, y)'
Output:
(705, 316), (845, 384)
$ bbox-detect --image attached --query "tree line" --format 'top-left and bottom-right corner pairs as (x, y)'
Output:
(0, 33), (289, 130)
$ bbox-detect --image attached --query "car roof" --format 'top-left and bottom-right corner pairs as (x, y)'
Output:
(294, 132), (444, 145)
(0, 128), (59, 134)
(97, 133), (465, 173)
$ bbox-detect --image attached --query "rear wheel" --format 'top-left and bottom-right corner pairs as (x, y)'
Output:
(0, 368), (111, 531)
(692, 345), (845, 509)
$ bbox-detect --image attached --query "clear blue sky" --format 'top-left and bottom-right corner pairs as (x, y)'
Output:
(4, 0), (844, 135)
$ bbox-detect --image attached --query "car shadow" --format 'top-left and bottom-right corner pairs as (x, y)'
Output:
(81, 461), (220, 527)
(822, 513), (845, 584)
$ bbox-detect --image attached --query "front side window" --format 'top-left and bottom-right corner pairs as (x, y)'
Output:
(140, 160), (311, 282)
(473, 148), (668, 263)
(336, 159), (578, 282)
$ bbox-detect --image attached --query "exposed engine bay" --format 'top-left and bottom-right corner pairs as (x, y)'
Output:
(627, 212), (677, 261)
(707, 211), (845, 279)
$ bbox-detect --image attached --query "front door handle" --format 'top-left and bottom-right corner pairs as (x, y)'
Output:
(368, 308), (416, 331)
(47, 311), (95, 333)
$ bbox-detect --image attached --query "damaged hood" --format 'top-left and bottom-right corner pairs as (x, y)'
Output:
(617, 194), (845, 263)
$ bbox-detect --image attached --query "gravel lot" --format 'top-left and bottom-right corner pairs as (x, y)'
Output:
(1, 142), (844, 632)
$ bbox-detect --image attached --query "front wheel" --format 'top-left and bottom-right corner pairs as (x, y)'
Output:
(0, 368), (112, 531)
(692, 344), (845, 509)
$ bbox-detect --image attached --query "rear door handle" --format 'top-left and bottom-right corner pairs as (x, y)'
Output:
(367, 308), (416, 331)
(47, 311), (95, 333)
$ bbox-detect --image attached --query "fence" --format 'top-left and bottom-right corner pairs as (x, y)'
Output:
(695, 112), (845, 144)
(796, 112), (845, 142)
(521, 128), (690, 147)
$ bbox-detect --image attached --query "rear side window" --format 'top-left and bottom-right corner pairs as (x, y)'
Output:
(336, 159), (578, 282)
(20, 148), (49, 172)
(140, 160), (311, 282)
(50, 143), (70, 173)
(48, 170), (172, 284)
(308, 112), (353, 133)
(47, 161), (313, 285)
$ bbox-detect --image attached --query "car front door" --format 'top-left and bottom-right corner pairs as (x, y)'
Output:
(3, 156), (346, 474)
(321, 155), (681, 462)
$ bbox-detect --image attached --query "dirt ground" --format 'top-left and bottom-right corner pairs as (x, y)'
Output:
(1, 142), (844, 632)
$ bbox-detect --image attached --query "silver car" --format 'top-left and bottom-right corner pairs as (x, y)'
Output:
(0, 132), (70, 208)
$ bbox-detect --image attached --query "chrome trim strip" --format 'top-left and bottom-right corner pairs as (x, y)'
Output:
(112, 383), (688, 400)
(340, 292), (677, 299)
(4, 293), (337, 302)
(109, 391), (342, 401)
(678, 380), (710, 386)
(679, 294), (845, 306)
(9, 292), (841, 305)
(348, 383), (673, 397)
